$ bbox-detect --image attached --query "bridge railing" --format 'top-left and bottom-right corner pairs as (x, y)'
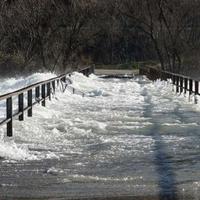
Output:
(0, 66), (94, 137)
(139, 66), (200, 103)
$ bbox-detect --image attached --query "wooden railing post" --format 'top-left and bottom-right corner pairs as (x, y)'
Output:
(1, 70), (87, 137)
(189, 79), (193, 101)
(6, 97), (13, 137)
(184, 78), (188, 95)
(52, 80), (55, 94)
(176, 76), (179, 93)
(172, 75), (175, 92)
(189, 79), (193, 95)
(63, 77), (66, 83)
(169, 73), (173, 80)
(87, 68), (90, 77)
(161, 71), (166, 81)
(180, 77), (183, 94)
(47, 82), (51, 100)
(42, 84), (46, 107)
(172, 75), (175, 85)
(91, 65), (95, 74)
(195, 81), (199, 104)
(35, 86), (40, 102)
(18, 93), (24, 121)
(133, 66), (200, 104)
(164, 71), (168, 80)
(28, 89), (32, 117)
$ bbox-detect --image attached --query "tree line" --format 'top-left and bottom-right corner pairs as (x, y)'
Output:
(0, 0), (199, 75)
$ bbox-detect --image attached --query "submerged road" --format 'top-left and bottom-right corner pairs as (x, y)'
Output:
(94, 69), (139, 76)
(0, 72), (200, 200)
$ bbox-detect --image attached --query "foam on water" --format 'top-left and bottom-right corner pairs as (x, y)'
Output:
(0, 72), (151, 160)
(0, 73), (56, 95)
(0, 72), (200, 198)
(0, 72), (197, 161)
(0, 139), (37, 161)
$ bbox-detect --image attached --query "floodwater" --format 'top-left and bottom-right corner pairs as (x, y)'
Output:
(0, 73), (200, 200)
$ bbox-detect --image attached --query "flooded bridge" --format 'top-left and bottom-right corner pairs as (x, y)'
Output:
(0, 70), (200, 200)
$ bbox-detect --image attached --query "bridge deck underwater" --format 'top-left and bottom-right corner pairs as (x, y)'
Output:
(0, 71), (200, 200)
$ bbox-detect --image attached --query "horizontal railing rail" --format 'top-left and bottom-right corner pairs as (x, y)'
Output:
(0, 66), (94, 137)
(139, 66), (200, 103)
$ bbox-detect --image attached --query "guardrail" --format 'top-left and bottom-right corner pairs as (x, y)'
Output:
(0, 66), (94, 137)
(139, 66), (200, 103)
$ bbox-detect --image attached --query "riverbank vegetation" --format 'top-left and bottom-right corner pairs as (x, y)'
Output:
(0, 0), (199, 76)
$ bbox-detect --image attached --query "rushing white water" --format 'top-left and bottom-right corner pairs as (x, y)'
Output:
(0, 73), (56, 95)
(0, 72), (200, 199)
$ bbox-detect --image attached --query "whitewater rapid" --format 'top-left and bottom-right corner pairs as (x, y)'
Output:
(0, 72), (200, 199)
